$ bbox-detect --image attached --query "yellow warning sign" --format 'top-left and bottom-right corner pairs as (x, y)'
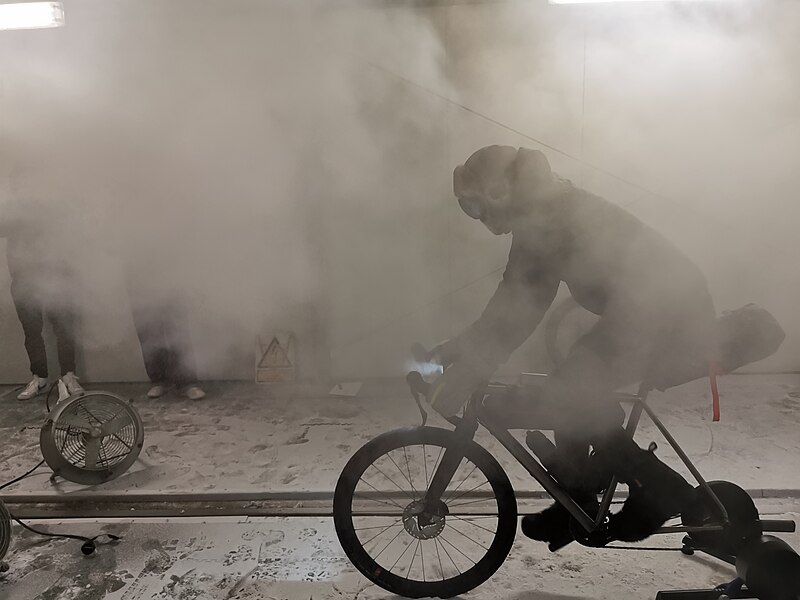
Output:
(258, 337), (292, 368)
(256, 333), (296, 383)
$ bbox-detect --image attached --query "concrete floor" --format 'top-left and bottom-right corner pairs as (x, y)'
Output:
(1, 374), (799, 599)
(1, 374), (799, 496)
(1, 504), (799, 600)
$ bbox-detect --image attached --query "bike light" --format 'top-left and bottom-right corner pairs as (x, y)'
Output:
(0, 2), (64, 31)
(406, 360), (443, 378)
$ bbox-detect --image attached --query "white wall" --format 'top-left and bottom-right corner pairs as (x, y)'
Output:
(1, 0), (797, 384)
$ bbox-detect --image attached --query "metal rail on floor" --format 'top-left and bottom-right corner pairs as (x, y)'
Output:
(0, 490), (558, 519)
(2, 491), (799, 525)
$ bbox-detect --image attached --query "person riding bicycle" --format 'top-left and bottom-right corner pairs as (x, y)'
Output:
(429, 145), (717, 548)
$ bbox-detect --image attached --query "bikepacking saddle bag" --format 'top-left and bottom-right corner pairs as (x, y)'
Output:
(651, 303), (786, 391)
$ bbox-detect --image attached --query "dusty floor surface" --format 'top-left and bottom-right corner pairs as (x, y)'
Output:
(1, 374), (799, 496)
(1, 503), (798, 600)
(1, 375), (799, 599)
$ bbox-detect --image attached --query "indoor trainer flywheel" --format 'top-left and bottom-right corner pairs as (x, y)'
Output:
(40, 392), (144, 485)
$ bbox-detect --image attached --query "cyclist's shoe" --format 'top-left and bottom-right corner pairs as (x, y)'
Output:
(522, 503), (573, 551)
(521, 493), (599, 552)
(594, 431), (697, 542)
(606, 497), (666, 542)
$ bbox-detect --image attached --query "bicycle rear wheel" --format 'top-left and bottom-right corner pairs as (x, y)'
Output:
(333, 426), (517, 598)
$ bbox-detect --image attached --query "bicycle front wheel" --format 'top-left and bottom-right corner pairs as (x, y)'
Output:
(333, 426), (517, 598)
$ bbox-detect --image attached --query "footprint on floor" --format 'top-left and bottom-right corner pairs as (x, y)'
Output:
(299, 528), (317, 540)
(242, 529), (285, 547)
(285, 428), (310, 445)
(144, 444), (181, 461)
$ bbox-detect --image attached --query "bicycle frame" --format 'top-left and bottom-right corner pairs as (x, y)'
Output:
(421, 383), (793, 541)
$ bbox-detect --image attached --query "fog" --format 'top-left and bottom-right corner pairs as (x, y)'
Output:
(0, 0), (798, 384)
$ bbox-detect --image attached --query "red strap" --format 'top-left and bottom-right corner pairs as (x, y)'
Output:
(709, 362), (721, 422)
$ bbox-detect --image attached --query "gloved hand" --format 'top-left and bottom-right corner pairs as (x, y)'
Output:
(427, 338), (462, 369)
(428, 362), (485, 418)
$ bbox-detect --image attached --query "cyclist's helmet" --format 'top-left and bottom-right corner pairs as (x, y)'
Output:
(453, 145), (553, 234)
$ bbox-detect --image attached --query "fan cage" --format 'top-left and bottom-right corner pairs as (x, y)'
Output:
(51, 395), (140, 471)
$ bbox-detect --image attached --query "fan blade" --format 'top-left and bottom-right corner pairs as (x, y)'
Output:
(101, 411), (130, 436)
(57, 412), (92, 432)
(84, 437), (101, 469)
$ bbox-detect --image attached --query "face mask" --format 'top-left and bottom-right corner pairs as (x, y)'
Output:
(457, 195), (485, 220)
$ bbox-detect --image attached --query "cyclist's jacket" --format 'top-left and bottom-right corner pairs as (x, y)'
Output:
(442, 177), (716, 377)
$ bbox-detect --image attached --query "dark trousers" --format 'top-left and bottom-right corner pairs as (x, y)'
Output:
(129, 299), (198, 388)
(537, 296), (716, 486)
(10, 278), (77, 379)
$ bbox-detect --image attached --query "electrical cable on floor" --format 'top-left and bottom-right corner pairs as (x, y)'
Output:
(1, 464), (123, 555)
(0, 380), (58, 492)
(0, 460), (45, 492)
(44, 380), (58, 413)
(9, 515), (120, 556)
(1, 393), (122, 557)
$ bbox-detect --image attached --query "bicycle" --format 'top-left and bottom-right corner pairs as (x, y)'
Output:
(333, 348), (799, 599)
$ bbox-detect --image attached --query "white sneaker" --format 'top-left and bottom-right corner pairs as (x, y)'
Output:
(17, 375), (48, 401)
(60, 372), (85, 396)
(184, 385), (206, 401)
(57, 379), (70, 402)
(147, 384), (167, 399)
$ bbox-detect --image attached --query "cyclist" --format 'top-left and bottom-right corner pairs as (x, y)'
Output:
(429, 145), (716, 548)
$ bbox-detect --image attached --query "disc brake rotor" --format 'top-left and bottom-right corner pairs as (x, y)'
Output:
(402, 500), (447, 540)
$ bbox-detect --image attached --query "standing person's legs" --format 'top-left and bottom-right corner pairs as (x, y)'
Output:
(129, 302), (170, 385)
(47, 296), (85, 397)
(48, 301), (77, 377)
(161, 302), (202, 396)
(10, 279), (48, 379)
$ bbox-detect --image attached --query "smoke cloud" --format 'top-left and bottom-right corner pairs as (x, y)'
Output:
(0, 0), (797, 383)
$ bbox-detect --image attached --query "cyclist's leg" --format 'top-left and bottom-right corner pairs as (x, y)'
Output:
(553, 318), (697, 542)
(521, 317), (633, 547)
(524, 311), (697, 544)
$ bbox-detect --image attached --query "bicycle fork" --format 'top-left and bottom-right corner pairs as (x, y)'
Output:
(417, 408), (480, 521)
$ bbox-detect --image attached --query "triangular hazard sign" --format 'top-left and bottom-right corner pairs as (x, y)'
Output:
(258, 337), (292, 368)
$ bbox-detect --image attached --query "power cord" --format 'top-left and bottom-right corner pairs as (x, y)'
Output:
(1, 435), (123, 557)
(44, 380), (59, 413)
(1, 380), (59, 492)
(9, 516), (120, 555)
(0, 460), (45, 492)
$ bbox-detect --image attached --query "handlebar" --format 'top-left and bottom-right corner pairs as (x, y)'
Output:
(406, 371), (431, 425)
(406, 371), (430, 397)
